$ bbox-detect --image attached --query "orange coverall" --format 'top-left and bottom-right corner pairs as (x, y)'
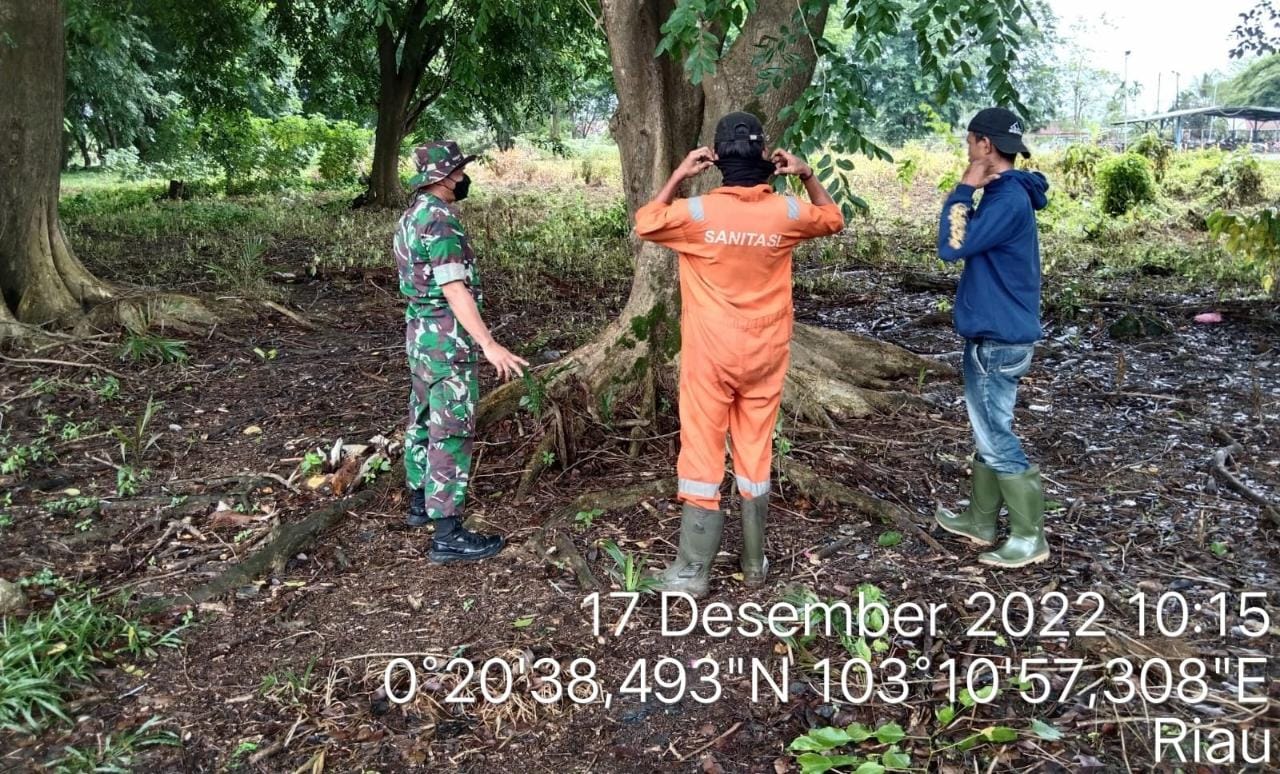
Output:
(635, 184), (844, 509)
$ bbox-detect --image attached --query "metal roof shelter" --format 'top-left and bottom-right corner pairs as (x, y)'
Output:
(1113, 106), (1280, 148)
(1115, 106), (1280, 124)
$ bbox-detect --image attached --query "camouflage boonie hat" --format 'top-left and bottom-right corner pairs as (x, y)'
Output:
(408, 141), (477, 190)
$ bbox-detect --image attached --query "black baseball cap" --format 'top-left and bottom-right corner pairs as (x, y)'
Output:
(714, 111), (767, 145)
(967, 107), (1031, 158)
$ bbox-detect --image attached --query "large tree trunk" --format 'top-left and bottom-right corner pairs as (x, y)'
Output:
(479, 0), (949, 440)
(368, 84), (410, 208)
(0, 0), (113, 333)
(75, 132), (92, 169)
(363, 11), (444, 209)
(366, 25), (415, 209)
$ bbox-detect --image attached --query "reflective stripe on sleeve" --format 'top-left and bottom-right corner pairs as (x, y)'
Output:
(687, 196), (706, 222)
(785, 194), (800, 220)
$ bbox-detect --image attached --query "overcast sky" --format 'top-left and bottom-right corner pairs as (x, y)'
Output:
(1047, 0), (1258, 113)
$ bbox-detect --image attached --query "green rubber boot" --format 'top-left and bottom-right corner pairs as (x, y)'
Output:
(740, 495), (768, 588)
(935, 457), (1000, 546)
(654, 503), (724, 598)
(979, 466), (1050, 568)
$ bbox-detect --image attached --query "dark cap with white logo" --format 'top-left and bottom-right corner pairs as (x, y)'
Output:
(967, 107), (1031, 158)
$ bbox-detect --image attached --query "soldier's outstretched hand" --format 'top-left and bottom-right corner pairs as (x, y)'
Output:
(481, 341), (528, 381)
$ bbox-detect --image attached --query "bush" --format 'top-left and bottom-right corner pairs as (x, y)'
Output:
(1058, 143), (1106, 195)
(318, 120), (373, 187)
(1162, 149), (1223, 198)
(1095, 153), (1157, 215)
(202, 109), (269, 194)
(260, 114), (325, 186)
(1203, 152), (1264, 207)
(146, 103), (216, 185)
(102, 147), (146, 181)
(1130, 132), (1171, 181)
(1209, 207), (1280, 296)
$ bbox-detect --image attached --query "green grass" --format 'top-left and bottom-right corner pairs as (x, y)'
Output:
(48, 715), (181, 772)
(58, 144), (1280, 311)
(0, 594), (190, 733)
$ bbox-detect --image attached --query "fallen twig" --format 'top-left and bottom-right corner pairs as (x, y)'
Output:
(261, 299), (318, 330)
(1210, 428), (1280, 528)
(0, 354), (126, 379)
(676, 720), (743, 762)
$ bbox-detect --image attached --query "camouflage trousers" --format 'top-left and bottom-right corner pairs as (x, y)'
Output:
(405, 357), (479, 520)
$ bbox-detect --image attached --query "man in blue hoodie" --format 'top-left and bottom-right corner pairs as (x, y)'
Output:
(934, 108), (1051, 569)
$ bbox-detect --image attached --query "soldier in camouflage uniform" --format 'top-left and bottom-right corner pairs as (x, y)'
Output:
(393, 141), (528, 563)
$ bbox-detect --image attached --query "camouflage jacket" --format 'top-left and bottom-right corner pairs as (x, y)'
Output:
(393, 192), (483, 364)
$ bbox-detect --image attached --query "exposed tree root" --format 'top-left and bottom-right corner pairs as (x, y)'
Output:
(783, 323), (953, 426)
(1, 290), (218, 351)
(162, 489), (378, 609)
(0, 307), (58, 348)
(780, 458), (949, 554)
(517, 419), (563, 500)
(77, 292), (218, 337)
(524, 479), (678, 589)
(554, 532), (600, 591)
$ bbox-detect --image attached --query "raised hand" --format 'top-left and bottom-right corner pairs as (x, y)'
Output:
(676, 146), (718, 179)
(770, 149), (812, 178)
(961, 159), (1001, 189)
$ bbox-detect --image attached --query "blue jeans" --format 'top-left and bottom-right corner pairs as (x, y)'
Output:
(962, 339), (1034, 475)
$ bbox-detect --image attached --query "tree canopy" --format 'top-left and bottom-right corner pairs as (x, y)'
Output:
(1221, 53), (1280, 106)
(655, 0), (1042, 214)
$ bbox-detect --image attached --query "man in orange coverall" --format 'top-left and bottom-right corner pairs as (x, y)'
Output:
(635, 112), (844, 598)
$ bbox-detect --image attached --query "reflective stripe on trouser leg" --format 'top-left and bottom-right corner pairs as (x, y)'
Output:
(735, 476), (771, 497)
(677, 316), (734, 510)
(679, 478), (722, 500)
(406, 358), (478, 519)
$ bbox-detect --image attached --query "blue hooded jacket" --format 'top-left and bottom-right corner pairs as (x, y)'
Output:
(936, 169), (1050, 344)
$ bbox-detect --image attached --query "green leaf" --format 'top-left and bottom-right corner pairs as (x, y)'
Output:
(877, 531), (902, 547)
(1031, 719), (1063, 741)
(808, 726), (854, 749)
(790, 735), (833, 753)
(845, 722), (873, 742)
(796, 753), (860, 774)
(854, 763), (885, 774)
(882, 749), (911, 770)
(935, 705), (956, 726)
(874, 722), (905, 745)
(982, 726), (1019, 743)
(512, 615), (535, 629)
